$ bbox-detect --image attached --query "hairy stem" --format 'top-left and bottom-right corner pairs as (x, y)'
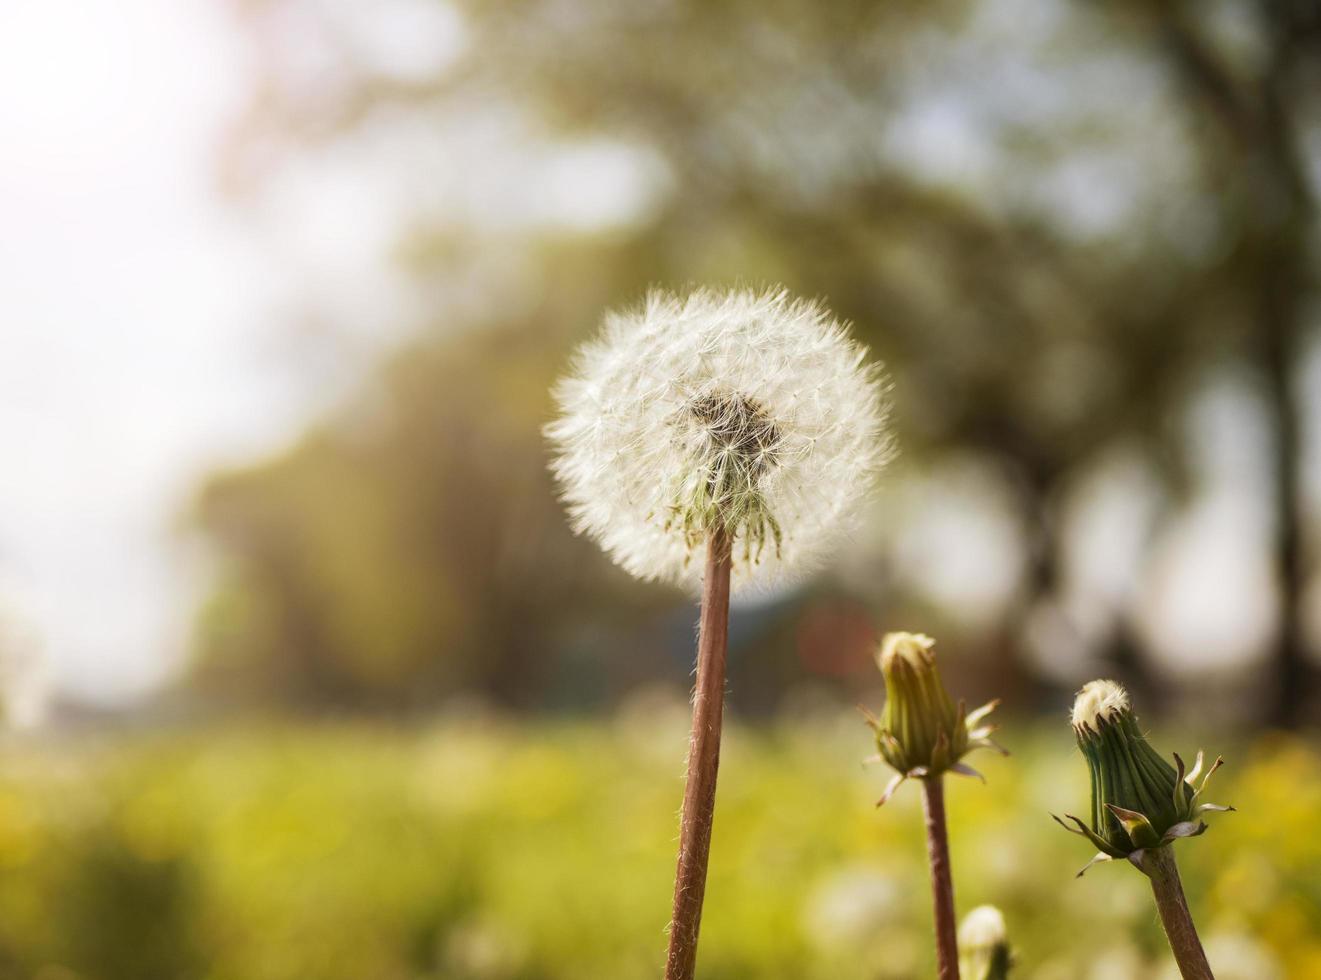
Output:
(922, 777), (960, 980)
(1144, 846), (1215, 980)
(664, 526), (732, 980)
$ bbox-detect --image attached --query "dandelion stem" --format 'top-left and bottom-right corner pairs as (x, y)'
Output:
(922, 776), (961, 980)
(664, 525), (732, 980)
(1143, 846), (1215, 980)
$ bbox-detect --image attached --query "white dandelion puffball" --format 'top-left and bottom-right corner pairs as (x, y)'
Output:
(546, 287), (891, 590)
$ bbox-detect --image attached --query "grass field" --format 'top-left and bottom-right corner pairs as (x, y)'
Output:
(0, 707), (1316, 979)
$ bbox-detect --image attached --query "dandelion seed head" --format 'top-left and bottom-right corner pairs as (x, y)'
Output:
(546, 287), (892, 590)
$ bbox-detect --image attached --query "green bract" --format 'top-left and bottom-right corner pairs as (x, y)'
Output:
(864, 632), (1004, 806)
(1055, 679), (1235, 877)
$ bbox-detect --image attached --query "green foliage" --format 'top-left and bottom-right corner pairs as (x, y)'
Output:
(0, 719), (1316, 979)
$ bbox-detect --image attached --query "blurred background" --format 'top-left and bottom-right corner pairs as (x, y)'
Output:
(2, 0), (1320, 977)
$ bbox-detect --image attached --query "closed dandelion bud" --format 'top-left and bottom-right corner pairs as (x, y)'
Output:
(864, 632), (1004, 806)
(958, 905), (1013, 980)
(1054, 679), (1234, 876)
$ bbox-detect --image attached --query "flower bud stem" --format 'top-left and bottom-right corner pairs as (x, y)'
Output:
(922, 776), (961, 980)
(1143, 846), (1215, 980)
(664, 526), (732, 980)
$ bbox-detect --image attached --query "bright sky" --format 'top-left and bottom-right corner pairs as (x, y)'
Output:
(0, 0), (316, 703)
(0, 0), (648, 707)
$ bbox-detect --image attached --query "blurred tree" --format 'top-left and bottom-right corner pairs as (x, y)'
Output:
(193, 291), (678, 709)
(200, 0), (1319, 720)
(1129, 0), (1321, 726)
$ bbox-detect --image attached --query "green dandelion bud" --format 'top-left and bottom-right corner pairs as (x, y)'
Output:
(1054, 679), (1235, 877)
(958, 905), (1013, 980)
(864, 632), (1005, 806)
